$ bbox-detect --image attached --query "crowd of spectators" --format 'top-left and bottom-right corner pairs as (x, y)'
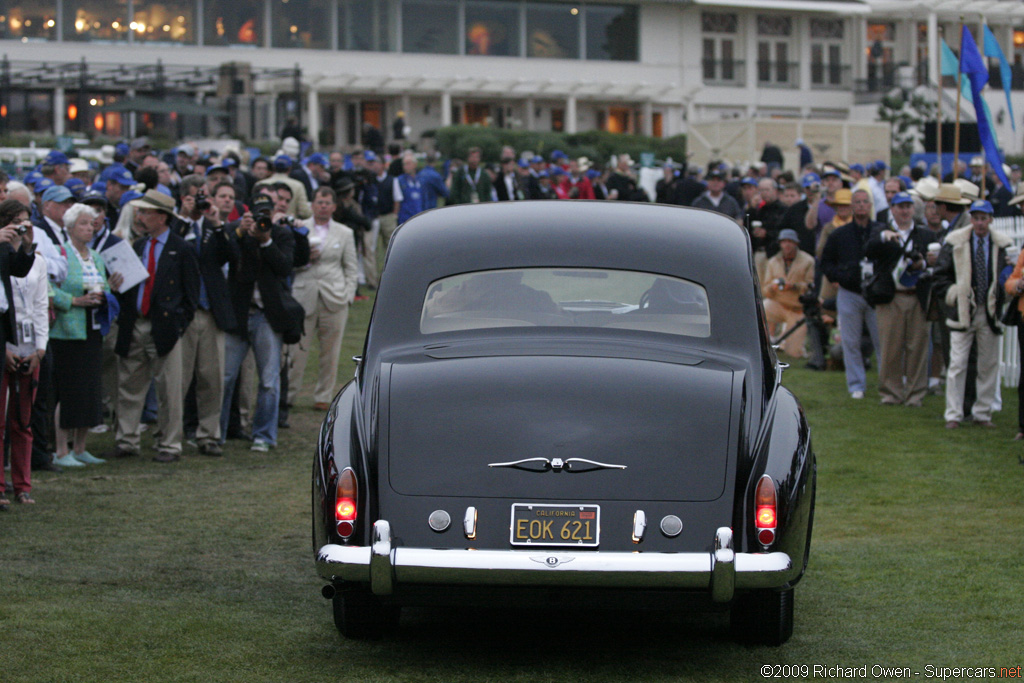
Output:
(5, 132), (1024, 511)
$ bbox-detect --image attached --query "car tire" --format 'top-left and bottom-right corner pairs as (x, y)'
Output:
(729, 587), (794, 646)
(332, 589), (400, 639)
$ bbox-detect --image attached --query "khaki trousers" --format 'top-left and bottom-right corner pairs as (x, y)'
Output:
(764, 299), (807, 358)
(289, 296), (348, 405)
(362, 217), (381, 288)
(945, 308), (1001, 423)
(115, 318), (184, 455)
(179, 309), (225, 445)
(379, 213), (398, 262)
(876, 292), (930, 405)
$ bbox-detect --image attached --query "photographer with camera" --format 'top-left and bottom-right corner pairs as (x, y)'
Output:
(177, 174), (237, 456)
(762, 229), (815, 359)
(219, 194), (299, 453)
(0, 199), (45, 507)
(865, 192), (932, 406)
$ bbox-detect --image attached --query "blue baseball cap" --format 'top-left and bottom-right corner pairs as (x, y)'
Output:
(549, 166), (564, 176)
(585, 169), (600, 179)
(969, 199), (994, 215)
(849, 163), (865, 174)
(89, 180), (107, 195)
(23, 170), (42, 185)
(741, 177), (759, 187)
(42, 185), (75, 203)
(890, 192), (914, 206)
(306, 153), (329, 168)
(550, 150), (566, 160)
(119, 189), (144, 208)
(34, 177), (55, 193)
(537, 170), (549, 178)
(156, 183), (173, 197)
(44, 150), (70, 166)
(103, 165), (136, 186)
(821, 167), (841, 178)
(802, 172), (821, 187)
(205, 163), (229, 176)
(518, 159), (529, 169)
(114, 142), (130, 157)
(531, 156), (544, 165)
(64, 177), (87, 198)
(362, 150), (377, 162)
(273, 155), (293, 171)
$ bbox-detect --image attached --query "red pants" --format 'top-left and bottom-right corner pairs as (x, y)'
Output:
(0, 366), (39, 496)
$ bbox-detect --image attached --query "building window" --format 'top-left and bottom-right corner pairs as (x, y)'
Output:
(62, 0), (128, 42)
(527, 3), (580, 59)
(702, 12), (739, 84)
(464, 102), (490, 125)
(272, 0), (330, 49)
(204, 0), (262, 47)
(340, 0), (394, 52)
(757, 15), (793, 86)
(585, 5), (637, 61)
(607, 107), (631, 134)
(866, 22), (896, 92)
(402, 0), (457, 54)
(810, 18), (844, 87)
(551, 107), (564, 131)
(1, 90), (54, 132)
(1, 0), (57, 40)
(133, 0), (194, 44)
(465, 0), (520, 56)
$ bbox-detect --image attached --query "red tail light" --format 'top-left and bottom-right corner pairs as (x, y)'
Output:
(335, 468), (357, 539)
(754, 474), (776, 547)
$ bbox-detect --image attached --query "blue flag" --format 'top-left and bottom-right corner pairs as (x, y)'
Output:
(961, 27), (1010, 189)
(983, 24), (1015, 132)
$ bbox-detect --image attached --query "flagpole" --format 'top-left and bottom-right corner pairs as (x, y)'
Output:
(953, 16), (965, 180)
(937, 25), (944, 178)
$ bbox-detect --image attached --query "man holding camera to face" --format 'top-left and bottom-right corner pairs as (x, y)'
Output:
(177, 174), (237, 456)
(219, 194), (297, 453)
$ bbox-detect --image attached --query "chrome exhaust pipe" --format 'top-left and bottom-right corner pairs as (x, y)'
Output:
(321, 584), (336, 599)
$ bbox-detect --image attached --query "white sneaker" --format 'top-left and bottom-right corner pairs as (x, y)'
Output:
(250, 440), (270, 453)
(88, 424), (109, 434)
(851, 391), (864, 399)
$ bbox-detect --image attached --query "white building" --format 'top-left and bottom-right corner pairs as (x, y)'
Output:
(2, 0), (1024, 155)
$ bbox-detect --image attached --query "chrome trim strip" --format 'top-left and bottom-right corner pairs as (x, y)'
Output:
(316, 522), (796, 594)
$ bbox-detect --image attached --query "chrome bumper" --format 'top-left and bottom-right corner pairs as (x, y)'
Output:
(316, 521), (795, 603)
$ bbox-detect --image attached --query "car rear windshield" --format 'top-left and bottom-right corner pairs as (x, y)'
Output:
(420, 268), (710, 337)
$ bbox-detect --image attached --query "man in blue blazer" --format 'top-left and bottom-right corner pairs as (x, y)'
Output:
(109, 190), (200, 463)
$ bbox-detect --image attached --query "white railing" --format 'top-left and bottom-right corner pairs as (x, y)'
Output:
(993, 216), (1024, 388)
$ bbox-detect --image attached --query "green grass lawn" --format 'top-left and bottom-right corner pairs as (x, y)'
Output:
(2, 294), (1023, 681)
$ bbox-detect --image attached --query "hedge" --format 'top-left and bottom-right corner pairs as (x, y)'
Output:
(430, 125), (687, 168)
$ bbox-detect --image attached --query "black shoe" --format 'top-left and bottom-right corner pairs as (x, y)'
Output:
(278, 419), (290, 429)
(153, 452), (180, 463)
(198, 442), (223, 456)
(103, 448), (139, 459)
(32, 460), (63, 473)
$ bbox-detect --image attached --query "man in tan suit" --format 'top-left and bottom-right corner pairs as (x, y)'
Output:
(289, 186), (359, 410)
(762, 229), (815, 358)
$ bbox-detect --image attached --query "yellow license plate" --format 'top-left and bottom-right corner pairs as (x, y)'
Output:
(510, 504), (600, 547)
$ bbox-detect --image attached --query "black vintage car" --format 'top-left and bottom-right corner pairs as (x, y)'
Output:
(313, 201), (815, 645)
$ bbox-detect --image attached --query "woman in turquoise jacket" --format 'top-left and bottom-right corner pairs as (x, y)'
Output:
(50, 203), (122, 467)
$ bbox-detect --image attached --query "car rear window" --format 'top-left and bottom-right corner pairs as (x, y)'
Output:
(420, 268), (710, 337)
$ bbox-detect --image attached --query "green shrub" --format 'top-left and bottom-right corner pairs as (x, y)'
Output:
(433, 125), (686, 168)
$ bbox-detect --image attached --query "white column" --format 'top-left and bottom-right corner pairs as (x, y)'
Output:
(54, 87), (65, 136)
(641, 100), (652, 136)
(127, 88), (136, 138)
(525, 97), (535, 131)
(928, 12), (939, 87)
(307, 86), (320, 147)
(566, 95), (577, 134)
(441, 91), (452, 126)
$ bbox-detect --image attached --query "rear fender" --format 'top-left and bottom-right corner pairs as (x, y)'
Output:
(738, 386), (814, 585)
(313, 380), (363, 552)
